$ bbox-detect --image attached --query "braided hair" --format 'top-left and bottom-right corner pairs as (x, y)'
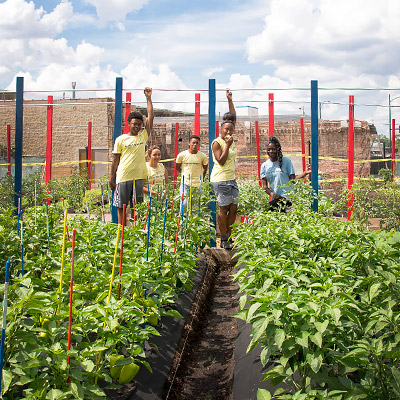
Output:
(268, 136), (283, 169)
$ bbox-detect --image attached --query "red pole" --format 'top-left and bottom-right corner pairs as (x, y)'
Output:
(255, 121), (261, 187)
(300, 117), (306, 173)
(173, 123), (179, 189)
(268, 93), (274, 137)
(118, 204), (126, 300)
(88, 121), (92, 190)
(67, 228), (76, 381)
(347, 95), (355, 222)
(46, 96), (53, 183)
(124, 92), (131, 134)
(391, 118), (396, 179)
(7, 124), (11, 176)
(216, 121), (219, 138)
(194, 93), (200, 136)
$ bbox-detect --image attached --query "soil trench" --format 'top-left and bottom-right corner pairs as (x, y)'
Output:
(163, 250), (239, 400)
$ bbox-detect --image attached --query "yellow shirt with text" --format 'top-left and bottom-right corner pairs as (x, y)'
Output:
(210, 137), (237, 182)
(175, 150), (208, 187)
(113, 130), (149, 183)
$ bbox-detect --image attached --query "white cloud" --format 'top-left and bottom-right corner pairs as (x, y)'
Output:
(202, 67), (225, 78)
(0, 0), (73, 39)
(84, 0), (149, 23)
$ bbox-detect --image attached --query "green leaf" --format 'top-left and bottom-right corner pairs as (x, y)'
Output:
(314, 320), (329, 334)
(286, 302), (299, 312)
(239, 294), (247, 310)
(247, 302), (263, 322)
(330, 308), (341, 324)
(275, 329), (286, 350)
(46, 389), (65, 400)
(369, 283), (381, 303)
(163, 309), (183, 319)
(309, 353), (323, 373)
(1, 369), (13, 394)
(252, 317), (270, 342)
(71, 382), (84, 399)
(257, 388), (271, 400)
(310, 331), (323, 348)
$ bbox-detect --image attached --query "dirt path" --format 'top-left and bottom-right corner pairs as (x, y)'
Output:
(163, 251), (238, 400)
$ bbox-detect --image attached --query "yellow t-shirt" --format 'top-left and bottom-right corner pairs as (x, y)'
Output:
(176, 150), (208, 187)
(146, 162), (165, 186)
(210, 137), (237, 182)
(113, 130), (148, 183)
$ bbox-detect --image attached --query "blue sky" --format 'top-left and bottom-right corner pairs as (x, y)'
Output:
(1, 0), (400, 135)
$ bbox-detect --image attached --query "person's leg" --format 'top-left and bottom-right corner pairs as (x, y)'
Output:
(227, 203), (238, 235)
(218, 205), (230, 248)
(135, 179), (144, 203)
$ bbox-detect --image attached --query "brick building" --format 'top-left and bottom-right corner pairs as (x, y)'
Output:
(0, 97), (375, 184)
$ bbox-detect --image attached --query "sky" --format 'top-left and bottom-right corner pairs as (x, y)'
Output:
(1, 0), (400, 136)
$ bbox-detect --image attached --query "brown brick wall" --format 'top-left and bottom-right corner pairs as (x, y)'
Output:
(1, 98), (372, 181)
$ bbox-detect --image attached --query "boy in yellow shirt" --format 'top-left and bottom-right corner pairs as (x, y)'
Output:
(109, 87), (154, 225)
(175, 135), (208, 211)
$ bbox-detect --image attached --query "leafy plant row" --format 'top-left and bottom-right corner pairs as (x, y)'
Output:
(233, 206), (400, 399)
(0, 188), (212, 399)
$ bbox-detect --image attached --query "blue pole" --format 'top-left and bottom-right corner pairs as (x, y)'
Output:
(0, 260), (11, 394)
(160, 199), (168, 262)
(111, 77), (123, 224)
(310, 80), (319, 212)
(208, 79), (216, 247)
(14, 77), (24, 214)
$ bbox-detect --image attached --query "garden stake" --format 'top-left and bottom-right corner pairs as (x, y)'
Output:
(17, 193), (21, 234)
(146, 194), (152, 262)
(189, 172), (193, 217)
(20, 210), (24, 276)
(160, 198), (168, 262)
(62, 198), (70, 241)
(107, 184), (112, 215)
(174, 193), (184, 253)
(100, 184), (105, 222)
(95, 223), (121, 384)
(107, 223), (121, 303)
(34, 180), (37, 228)
(180, 187), (185, 240)
(0, 261), (11, 395)
(67, 229), (76, 382)
(58, 209), (68, 295)
(118, 204), (126, 300)
(45, 203), (50, 247)
(132, 178), (136, 226)
(170, 184), (176, 218)
(143, 201), (150, 236)
(154, 187), (159, 225)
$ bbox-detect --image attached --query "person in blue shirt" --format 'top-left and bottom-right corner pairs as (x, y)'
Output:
(261, 136), (310, 211)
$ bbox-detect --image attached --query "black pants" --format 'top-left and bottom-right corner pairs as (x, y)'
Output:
(268, 198), (292, 212)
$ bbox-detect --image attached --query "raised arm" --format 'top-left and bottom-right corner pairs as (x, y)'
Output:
(226, 90), (236, 123)
(144, 87), (154, 133)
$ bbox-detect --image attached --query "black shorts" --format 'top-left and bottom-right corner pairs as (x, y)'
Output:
(113, 179), (144, 208)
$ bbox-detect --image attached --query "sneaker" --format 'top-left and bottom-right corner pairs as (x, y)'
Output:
(221, 240), (233, 250)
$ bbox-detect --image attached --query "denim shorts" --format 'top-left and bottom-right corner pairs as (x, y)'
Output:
(211, 180), (239, 207)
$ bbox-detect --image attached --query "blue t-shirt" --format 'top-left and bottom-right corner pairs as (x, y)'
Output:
(260, 156), (295, 198)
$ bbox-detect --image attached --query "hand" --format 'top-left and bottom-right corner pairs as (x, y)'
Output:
(224, 135), (234, 147)
(144, 87), (152, 98)
(226, 89), (232, 101)
(109, 180), (116, 190)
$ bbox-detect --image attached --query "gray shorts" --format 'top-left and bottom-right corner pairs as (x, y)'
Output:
(113, 179), (144, 208)
(211, 180), (239, 207)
